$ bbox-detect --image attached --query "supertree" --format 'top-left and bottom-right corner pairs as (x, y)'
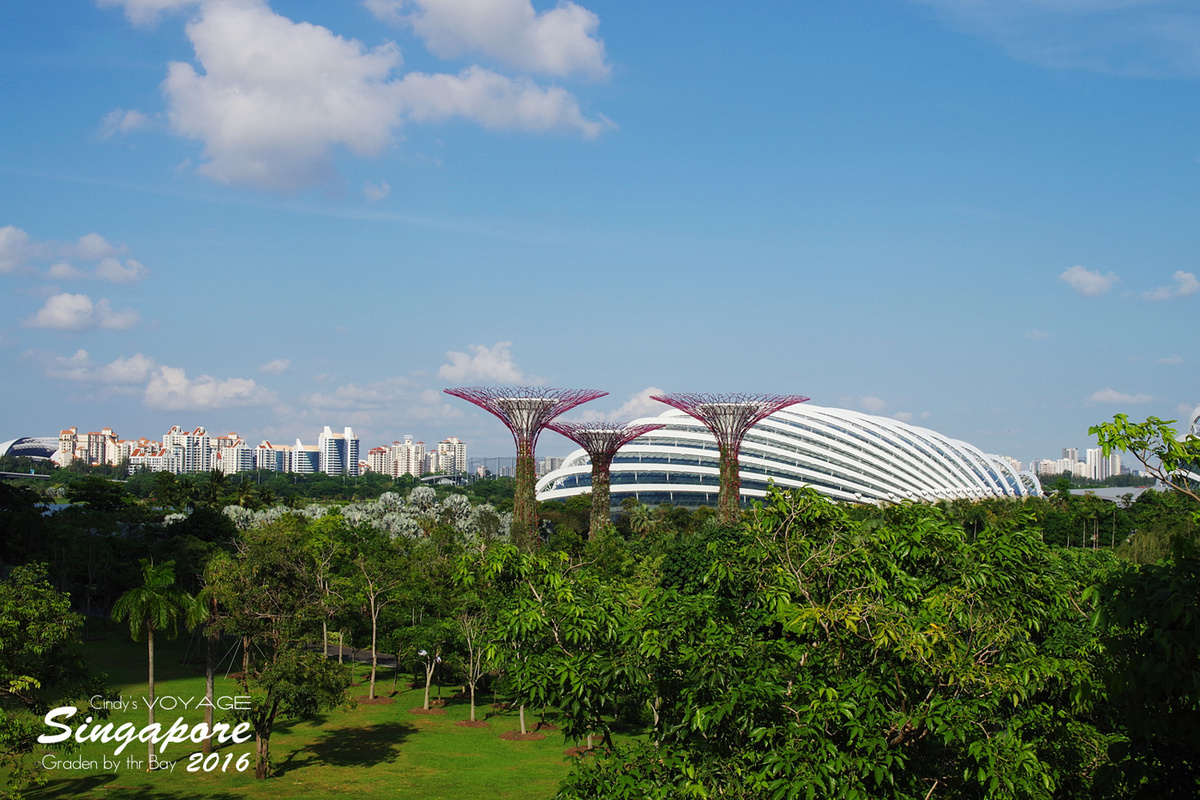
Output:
(548, 421), (666, 539)
(651, 392), (809, 524)
(444, 386), (606, 549)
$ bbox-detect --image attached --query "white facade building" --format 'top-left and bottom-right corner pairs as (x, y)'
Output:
(538, 403), (1042, 511)
(318, 426), (359, 476)
(163, 426), (212, 473)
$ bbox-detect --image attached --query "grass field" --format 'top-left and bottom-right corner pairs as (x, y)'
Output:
(21, 633), (580, 800)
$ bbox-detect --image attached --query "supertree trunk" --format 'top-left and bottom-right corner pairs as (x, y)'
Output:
(717, 445), (741, 525)
(444, 387), (606, 551)
(549, 421), (665, 539)
(512, 446), (539, 549)
(651, 393), (809, 524)
(588, 457), (613, 538)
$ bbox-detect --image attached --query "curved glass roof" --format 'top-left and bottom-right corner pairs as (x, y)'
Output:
(536, 404), (1041, 509)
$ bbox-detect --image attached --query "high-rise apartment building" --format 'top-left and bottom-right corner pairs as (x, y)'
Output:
(292, 440), (320, 474)
(388, 435), (425, 477)
(163, 426), (212, 473)
(436, 437), (467, 474)
(254, 441), (289, 472)
(318, 426), (359, 476)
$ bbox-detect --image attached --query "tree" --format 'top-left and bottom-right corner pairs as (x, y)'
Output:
(0, 564), (108, 799)
(478, 544), (632, 748)
(110, 559), (195, 767)
(1094, 556), (1200, 797)
(559, 487), (1115, 799)
(206, 517), (349, 779)
(348, 527), (407, 700)
(1090, 414), (1200, 505)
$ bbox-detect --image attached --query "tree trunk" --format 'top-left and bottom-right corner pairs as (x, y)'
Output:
(147, 627), (155, 767)
(254, 732), (270, 779)
(369, 610), (378, 700)
(519, 704), (527, 735)
(423, 659), (435, 710)
(203, 630), (216, 754)
(469, 681), (476, 722)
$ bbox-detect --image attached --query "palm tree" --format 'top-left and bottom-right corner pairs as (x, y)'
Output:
(111, 559), (194, 767)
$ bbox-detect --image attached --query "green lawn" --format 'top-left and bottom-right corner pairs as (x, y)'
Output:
(22, 634), (579, 800)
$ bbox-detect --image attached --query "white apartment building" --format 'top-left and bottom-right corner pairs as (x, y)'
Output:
(254, 441), (290, 472)
(163, 426), (212, 473)
(292, 440), (320, 474)
(318, 426), (360, 476)
(216, 435), (255, 475)
(366, 446), (389, 474)
(436, 437), (467, 474)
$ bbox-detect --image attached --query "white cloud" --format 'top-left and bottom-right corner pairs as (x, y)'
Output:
(95, 299), (140, 329)
(62, 232), (125, 261)
(0, 225), (32, 274)
(1087, 388), (1154, 404)
(98, 108), (156, 139)
(258, 358), (291, 375)
(398, 66), (613, 138)
(577, 386), (668, 422)
(96, 257), (150, 283)
(859, 395), (889, 414)
(45, 349), (99, 382)
(97, 0), (197, 27)
(107, 0), (610, 191)
(1025, 329), (1051, 340)
(1157, 354), (1184, 364)
(162, 0), (406, 191)
(145, 365), (277, 409)
(307, 376), (420, 410)
(46, 350), (159, 384)
(47, 261), (85, 280)
(25, 293), (140, 331)
(301, 377), (461, 429)
(368, 0), (610, 79)
(1143, 270), (1199, 301)
(103, 353), (159, 383)
(893, 411), (915, 422)
(4, 228), (150, 283)
(911, 0), (1200, 77)
(364, 180), (391, 201)
(437, 340), (543, 384)
(1060, 264), (1118, 297)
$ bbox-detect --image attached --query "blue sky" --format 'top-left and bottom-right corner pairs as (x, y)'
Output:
(1, 0), (1197, 465)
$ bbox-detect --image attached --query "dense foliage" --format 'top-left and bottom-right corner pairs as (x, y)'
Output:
(4, 410), (1200, 797)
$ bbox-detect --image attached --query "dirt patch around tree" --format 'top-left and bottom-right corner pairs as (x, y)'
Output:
(409, 707), (446, 715)
(455, 720), (490, 728)
(357, 695), (395, 705)
(499, 731), (545, 741)
(563, 747), (597, 758)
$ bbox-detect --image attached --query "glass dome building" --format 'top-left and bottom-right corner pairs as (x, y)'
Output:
(536, 403), (1042, 509)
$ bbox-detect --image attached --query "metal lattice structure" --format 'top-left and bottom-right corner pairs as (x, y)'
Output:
(651, 392), (809, 523)
(444, 386), (606, 549)
(548, 421), (666, 539)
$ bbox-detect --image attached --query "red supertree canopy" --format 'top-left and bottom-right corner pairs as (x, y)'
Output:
(649, 392), (810, 449)
(548, 421), (665, 458)
(443, 386), (608, 453)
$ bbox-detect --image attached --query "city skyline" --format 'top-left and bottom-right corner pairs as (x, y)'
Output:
(2, 1), (1197, 465)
